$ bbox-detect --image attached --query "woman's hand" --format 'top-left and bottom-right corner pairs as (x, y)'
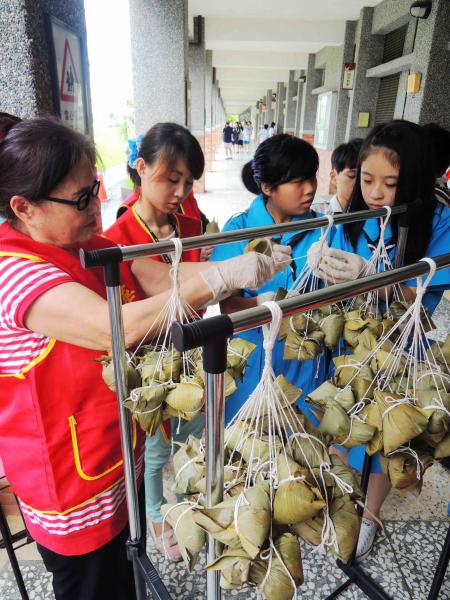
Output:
(200, 251), (289, 304)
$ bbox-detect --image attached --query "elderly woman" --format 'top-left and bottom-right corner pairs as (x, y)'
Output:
(0, 116), (289, 600)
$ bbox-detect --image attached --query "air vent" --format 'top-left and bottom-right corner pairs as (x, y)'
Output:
(383, 25), (407, 63)
(375, 73), (401, 125)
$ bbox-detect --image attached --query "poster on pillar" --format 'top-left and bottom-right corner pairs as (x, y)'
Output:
(342, 63), (356, 90)
(47, 16), (89, 134)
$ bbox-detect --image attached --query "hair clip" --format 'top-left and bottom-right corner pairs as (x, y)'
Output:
(127, 134), (144, 169)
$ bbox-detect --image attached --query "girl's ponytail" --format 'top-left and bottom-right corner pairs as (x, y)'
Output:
(241, 161), (260, 194)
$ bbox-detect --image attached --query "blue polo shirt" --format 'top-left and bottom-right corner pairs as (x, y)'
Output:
(210, 194), (333, 424)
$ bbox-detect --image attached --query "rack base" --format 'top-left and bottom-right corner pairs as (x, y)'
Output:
(325, 560), (392, 600)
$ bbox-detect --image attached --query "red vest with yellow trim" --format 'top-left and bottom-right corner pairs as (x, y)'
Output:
(0, 223), (145, 555)
(106, 204), (202, 263)
(117, 189), (203, 225)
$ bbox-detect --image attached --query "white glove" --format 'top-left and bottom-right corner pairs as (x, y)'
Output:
(200, 253), (279, 304)
(256, 291), (276, 305)
(271, 243), (292, 271)
(317, 247), (368, 284)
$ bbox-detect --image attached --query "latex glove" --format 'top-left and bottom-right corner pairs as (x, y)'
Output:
(201, 253), (279, 304)
(256, 291), (276, 305)
(271, 243), (292, 271)
(317, 247), (367, 284)
(306, 240), (330, 273)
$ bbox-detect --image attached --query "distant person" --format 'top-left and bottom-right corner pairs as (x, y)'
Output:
(424, 122), (450, 207)
(258, 123), (270, 144)
(268, 121), (276, 137)
(242, 121), (252, 153)
(237, 121), (244, 153)
(312, 138), (363, 214)
(232, 122), (241, 156)
(223, 121), (233, 159)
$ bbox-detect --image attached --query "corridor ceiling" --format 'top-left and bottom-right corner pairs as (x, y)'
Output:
(189, 0), (381, 114)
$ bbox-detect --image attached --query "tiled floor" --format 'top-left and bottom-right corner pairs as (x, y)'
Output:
(2, 144), (449, 599)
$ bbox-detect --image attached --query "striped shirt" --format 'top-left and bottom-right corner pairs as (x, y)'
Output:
(0, 254), (144, 547)
(0, 256), (72, 374)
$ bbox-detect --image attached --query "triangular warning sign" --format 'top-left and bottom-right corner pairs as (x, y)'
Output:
(60, 39), (79, 102)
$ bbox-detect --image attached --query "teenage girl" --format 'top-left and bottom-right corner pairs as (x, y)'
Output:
(106, 123), (205, 561)
(311, 120), (450, 560)
(117, 135), (209, 231)
(210, 134), (331, 424)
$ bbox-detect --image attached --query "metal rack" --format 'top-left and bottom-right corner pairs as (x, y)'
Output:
(80, 206), (449, 599)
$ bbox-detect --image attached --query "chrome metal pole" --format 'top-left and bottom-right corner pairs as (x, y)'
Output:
(228, 253), (450, 334)
(171, 253), (450, 352)
(106, 285), (141, 541)
(205, 372), (225, 600)
(104, 264), (146, 600)
(80, 206), (407, 266)
(202, 334), (228, 600)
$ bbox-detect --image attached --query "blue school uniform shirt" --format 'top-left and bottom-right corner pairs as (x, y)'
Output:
(210, 194), (333, 424)
(331, 203), (450, 472)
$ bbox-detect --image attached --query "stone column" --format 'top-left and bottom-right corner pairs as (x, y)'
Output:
(129, 0), (188, 133)
(345, 7), (384, 140)
(266, 89), (274, 124)
(0, 0), (93, 133)
(406, 0), (450, 128)
(283, 71), (297, 134)
(333, 21), (357, 146)
(204, 50), (213, 172)
(299, 54), (322, 144)
(294, 72), (305, 137)
(188, 33), (206, 191)
(274, 82), (286, 134)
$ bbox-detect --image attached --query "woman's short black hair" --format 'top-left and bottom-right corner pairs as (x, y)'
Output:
(0, 116), (96, 221)
(241, 134), (319, 196)
(127, 122), (205, 187)
(345, 120), (436, 265)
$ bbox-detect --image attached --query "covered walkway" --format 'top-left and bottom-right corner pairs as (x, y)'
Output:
(1, 143), (449, 600)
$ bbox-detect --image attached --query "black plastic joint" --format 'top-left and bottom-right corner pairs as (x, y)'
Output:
(203, 337), (228, 374)
(104, 261), (122, 287)
(79, 246), (123, 269)
(171, 314), (234, 352)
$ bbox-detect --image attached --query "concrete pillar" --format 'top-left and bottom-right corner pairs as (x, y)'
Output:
(294, 72), (306, 137)
(406, 0), (450, 129)
(274, 82), (286, 134)
(333, 21), (357, 146)
(266, 89), (274, 124)
(204, 50), (213, 172)
(0, 0), (93, 134)
(284, 71), (297, 134)
(188, 31), (206, 191)
(129, 0), (188, 133)
(299, 54), (322, 144)
(345, 7), (384, 140)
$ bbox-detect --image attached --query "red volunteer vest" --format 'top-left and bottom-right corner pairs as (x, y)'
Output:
(0, 223), (145, 555)
(117, 189), (203, 225)
(106, 204), (202, 263)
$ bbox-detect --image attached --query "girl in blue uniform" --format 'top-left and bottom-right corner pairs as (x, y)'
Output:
(311, 120), (450, 559)
(210, 134), (332, 424)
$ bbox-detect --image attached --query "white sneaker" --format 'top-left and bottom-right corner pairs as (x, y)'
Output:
(356, 518), (378, 561)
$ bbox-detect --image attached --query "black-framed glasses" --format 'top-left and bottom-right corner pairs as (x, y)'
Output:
(42, 180), (101, 211)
